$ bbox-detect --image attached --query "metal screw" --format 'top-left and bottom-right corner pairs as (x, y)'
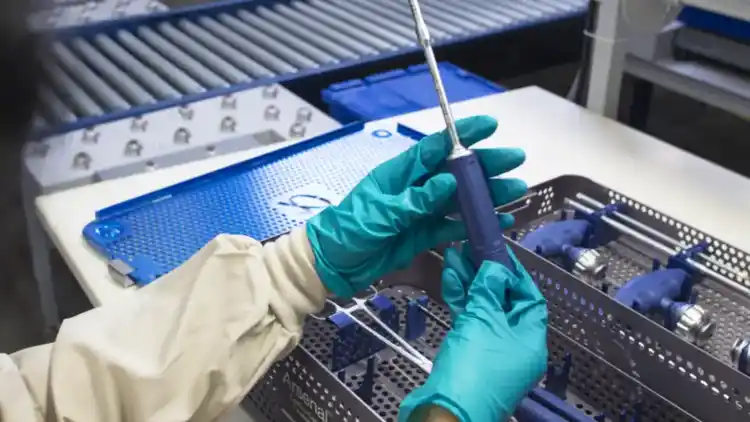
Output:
(673, 304), (716, 347)
(220, 116), (237, 133)
(264, 105), (280, 121)
(262, 85), (279, 99)
(568, 247), (607, 280)
(124, 139), (143, 157)
(296, 107), (313, 122)
(289, 123), (306, 138)
(73, 152), (92, 170)
(82, 128), (99, 144)
(130, 116), (148, 132)
(221, 95), (237, 110)
(178, 105), (194, 120)
(173, 128), (191, 144)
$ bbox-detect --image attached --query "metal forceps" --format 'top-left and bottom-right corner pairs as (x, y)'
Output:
(313, 288), (433, 374)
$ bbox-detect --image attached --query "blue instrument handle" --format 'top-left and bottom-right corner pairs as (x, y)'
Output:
(448, 152), (514, 271)
(515, 398), (568, 422)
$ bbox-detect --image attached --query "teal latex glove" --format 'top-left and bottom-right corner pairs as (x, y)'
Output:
(307, 115), (528, 299)
(399, 246), (548, 422)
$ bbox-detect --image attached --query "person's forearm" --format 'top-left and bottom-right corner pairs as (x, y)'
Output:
(1, 228), (327, 422)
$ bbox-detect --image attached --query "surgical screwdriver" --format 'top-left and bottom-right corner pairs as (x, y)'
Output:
(406, 0), (514, 270)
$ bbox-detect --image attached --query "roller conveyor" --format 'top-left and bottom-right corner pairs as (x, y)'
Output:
(36, 0), (587, 136)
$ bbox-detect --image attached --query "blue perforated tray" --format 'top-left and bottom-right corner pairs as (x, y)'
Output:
(83, 122), (423, 285)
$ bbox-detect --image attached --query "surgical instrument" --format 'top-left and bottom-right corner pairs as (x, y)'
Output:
(564, 198), (750, 298)
(519, 219), (608, 280)
(351, 297), (432, 370)
(317, 295), (433, 374)
(406, 0), (514, 270)
(409, 299), (451, 330)
(575, 193), (749, 283)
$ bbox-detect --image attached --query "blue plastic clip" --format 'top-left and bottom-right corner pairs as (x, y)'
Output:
(545, 353), (572, 399)
(662, 240), (708, 311)
(371, 295), (399, 332)
(667, 241), (707, 279)
(355, 357), (376, 403)
(329, 295), (399, 371)
(573, 203), (623, 248)
(593, 414), (607, 421)
(405, 296), (429, 340)
(330, 322), (363, 372)
(618, 404), (642, 422)
(651, 259), (661, 271)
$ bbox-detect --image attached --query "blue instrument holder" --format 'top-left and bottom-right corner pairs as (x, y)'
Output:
(83, 121), (424, 285)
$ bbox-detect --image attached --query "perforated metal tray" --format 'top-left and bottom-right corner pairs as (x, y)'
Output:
(243, 175), (750, 422)
(245, 279), (691, 422)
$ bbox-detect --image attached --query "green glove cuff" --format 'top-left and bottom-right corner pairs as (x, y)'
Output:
(399, 388), (471, 422)
(306, 221), (357, 299)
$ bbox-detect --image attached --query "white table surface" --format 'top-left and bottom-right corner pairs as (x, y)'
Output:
(37, 86), (750, 308)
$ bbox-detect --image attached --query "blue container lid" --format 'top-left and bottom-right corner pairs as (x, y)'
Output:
(322, 62), (504, 122)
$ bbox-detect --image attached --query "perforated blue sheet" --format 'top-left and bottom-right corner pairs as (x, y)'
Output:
(84, 122), (423, 285)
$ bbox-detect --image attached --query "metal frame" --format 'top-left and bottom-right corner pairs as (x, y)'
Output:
(585, 0), (750, 122)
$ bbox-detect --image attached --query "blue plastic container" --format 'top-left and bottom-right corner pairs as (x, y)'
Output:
(322, 62), (505, 123)
(680, 7), (750, 42)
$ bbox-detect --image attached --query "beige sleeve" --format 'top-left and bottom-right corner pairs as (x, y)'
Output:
(0, 226), (327, 422)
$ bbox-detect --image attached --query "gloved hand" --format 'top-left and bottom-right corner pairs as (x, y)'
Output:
(307, 115), (527, 298)
(399, 246), (548, 422)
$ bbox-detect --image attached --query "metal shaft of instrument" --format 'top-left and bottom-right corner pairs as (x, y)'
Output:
(413, 301), (451, 330)
(564, 198), (750, 297)
(406, 0), (464, 155)
(351, 298), (433, 369)
(328, 299), (432, 373)
(575, 193), (748, 282)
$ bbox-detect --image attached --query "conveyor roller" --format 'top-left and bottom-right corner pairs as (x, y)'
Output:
(37, 0), (587, 135)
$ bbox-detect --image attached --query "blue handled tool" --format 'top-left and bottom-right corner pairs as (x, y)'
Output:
(515, 398), (568, 422)
(528, 388), (593, 422)
(614, 269), (715, 346)
(519, 220), (607, 279)
(406, 0), (513, 270)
